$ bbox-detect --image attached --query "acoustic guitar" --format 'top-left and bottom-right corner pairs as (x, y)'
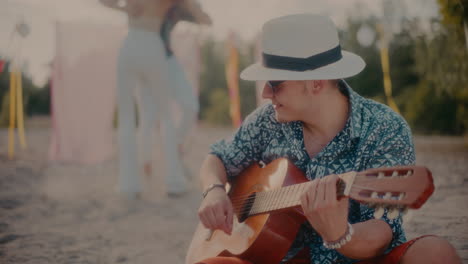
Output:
(186, 158), (434, 264)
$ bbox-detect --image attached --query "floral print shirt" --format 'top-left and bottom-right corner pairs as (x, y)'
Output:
(210, 82), (415, 264)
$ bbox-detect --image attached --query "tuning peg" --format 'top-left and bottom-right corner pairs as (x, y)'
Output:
(404, 170), (413, 178)
(383, 192), (392, 200)
(391, 171), (399, 178)
(377, 172), (385, 179)
(402, 208), (414, 222)
(371, 192), (378, 199)
(373, 206), (385, 219)
(387, 208), (400, 219)
(398, 193), (405, 201)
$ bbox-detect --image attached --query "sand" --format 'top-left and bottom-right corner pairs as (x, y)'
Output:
(0, 117), (467, 263)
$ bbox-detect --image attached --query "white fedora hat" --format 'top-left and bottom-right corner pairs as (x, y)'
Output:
(240, 13), (366, 81)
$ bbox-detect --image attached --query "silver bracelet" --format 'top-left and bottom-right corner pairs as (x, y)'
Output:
(323, 223), (354, 250)
(202, 183), (225, 198)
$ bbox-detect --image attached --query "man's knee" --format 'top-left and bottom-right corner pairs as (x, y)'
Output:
(402, 236), (461, 264)
(195, 257), (253, 264)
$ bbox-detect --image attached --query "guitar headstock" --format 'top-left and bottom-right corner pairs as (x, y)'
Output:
(340, 166), (434, 219)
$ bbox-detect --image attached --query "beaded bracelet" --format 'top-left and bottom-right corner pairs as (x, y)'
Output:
(323, 223), (354, 250)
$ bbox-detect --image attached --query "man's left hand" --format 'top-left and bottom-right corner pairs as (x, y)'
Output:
(300, 174), (349, 242)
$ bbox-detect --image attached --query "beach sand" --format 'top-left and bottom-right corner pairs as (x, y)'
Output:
(1, 117), (467, 263)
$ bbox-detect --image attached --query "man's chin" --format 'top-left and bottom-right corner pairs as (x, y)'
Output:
(275, 113), (288, 123)
(275, 111), (299, 123)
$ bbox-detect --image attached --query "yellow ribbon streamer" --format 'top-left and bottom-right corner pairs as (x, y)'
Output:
(16, 70), (27, 148)
(8, 70), (16, 159)
(377, 24), (400, 114)
(7, 69), (27, 159)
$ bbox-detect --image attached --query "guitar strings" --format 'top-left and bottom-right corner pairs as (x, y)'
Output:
(227, 170), (418, 204)
(229, 185), (415, 216)
(225, 172), (424, 216)
(227, 179), (418, 205)
(228, 183), (311, 203)
(230, 186), (417, 211)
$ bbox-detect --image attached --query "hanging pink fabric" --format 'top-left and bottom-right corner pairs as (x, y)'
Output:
(0, 60), (5, 74)
(49, 21), (126, 164)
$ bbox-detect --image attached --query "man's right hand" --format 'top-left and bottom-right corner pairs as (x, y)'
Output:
(197, 187), (233, 235)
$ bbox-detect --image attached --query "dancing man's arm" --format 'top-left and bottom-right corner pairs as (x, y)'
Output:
(99, 0), (142, 15)
(174, 0), (212, 25)
(99, 0), (126, 11)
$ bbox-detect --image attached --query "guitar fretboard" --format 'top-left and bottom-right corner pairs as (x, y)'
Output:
(238, 179), (348, 218)
(247, 182), (310, 216)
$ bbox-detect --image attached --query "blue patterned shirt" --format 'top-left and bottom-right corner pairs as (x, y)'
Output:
(210, 82), (415, 264)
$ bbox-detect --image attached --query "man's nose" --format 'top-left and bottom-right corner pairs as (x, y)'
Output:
(262, 82), (273, 99)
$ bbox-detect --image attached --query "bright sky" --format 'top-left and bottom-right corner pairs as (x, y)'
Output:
(0, 0), (438, 86)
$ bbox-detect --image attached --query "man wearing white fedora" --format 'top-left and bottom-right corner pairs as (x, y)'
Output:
(194, 13), (461, 264)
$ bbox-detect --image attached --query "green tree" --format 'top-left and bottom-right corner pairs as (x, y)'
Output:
(438, 0), (468, 33)
(0, 58), (50, 126)
(26, 79), (50, 116)
(199, 37), (257, 126)
(339, 16), (384, 100)
(340, 13), (468, 134)
(0, 58), (11, 114)
(198, 38), (228, 124)
(388, 20), (420, 99)
(409, 16), (468, 133)
(238, 42), (257, 119)
(204, 88), (230, 125)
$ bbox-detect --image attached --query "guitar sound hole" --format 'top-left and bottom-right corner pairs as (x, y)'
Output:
(238, 193), (256, 222)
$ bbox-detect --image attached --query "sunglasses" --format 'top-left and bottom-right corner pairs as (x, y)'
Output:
(266, 80), (285, 94)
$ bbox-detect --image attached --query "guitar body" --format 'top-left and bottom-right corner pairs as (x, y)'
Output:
(186, 158), (308, 264)
(186, 158), (435, 264)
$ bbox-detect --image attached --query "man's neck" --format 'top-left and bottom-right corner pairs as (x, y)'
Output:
(302, 88), (350, 142)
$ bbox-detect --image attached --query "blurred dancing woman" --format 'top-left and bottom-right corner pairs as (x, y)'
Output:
(100, 0), (186, 197)
(160, 0), (211, 165)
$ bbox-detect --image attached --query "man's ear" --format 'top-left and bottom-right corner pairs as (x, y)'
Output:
(310, 80), (325, 94)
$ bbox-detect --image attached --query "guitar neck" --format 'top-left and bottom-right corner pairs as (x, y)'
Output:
(247, 182), (310, 216)
(235, 164), (433, 220)
(241, 173), (351, 218)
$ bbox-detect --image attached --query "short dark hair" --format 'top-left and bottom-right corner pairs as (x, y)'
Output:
(330, 79), (349, 97)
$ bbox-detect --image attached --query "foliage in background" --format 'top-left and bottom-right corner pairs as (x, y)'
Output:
(197, 8), (468, 134)
(198, 38), (229, 125)
(0, 58), (50, 127)
(198, 37), (256, 126)
(26, 80), (50, 116)
(338, 10), (468, 134)
(1, 3), (468, 135)
(339, 16), (385, 100)
(401, 0), (468, 134)
(438, 0), (468, 29)
(408, 20), (468, 134)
